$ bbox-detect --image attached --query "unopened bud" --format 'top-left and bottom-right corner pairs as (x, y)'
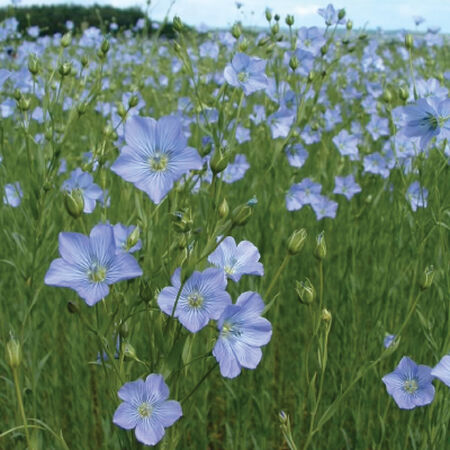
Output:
(405, 34), (413, 50)
(126, 226), (140, 250)
(265, 8), (272, 22)
(271, 23), (280, 35)
(128, 94), (139, 108)
(314, 231), (326, 260)
(399, 87), (409, 101)
(218, 198), (229, 219)
(61, 32), (72, 48)
(338, 8), (346, 20)
(238, 38), (249, 52)
(382, 89), (392, 103)
(117, 102), (127, 119)
(289, 55), (299, 71)
(18, 96), (30, 111)
(101, 39), (110, 55)
(58, 61), (72, 77)
(258, 36), (271, 47)
(279, 410), (288, 424)
(231, 22), (242, 39)
(67, 301), (79, 314)
(307, 71), (315, 83)
(231, 204), (252, 226)
(6, 336), (22, 369)
(119, 322), (129, 339)
(346, 20), (353, 31)
(210, 149), (229, 174)
(173, 16), (183, 32)
(28, 55), (39, 75)
(64, 189), (84, 219)
(295, 278), (315, 305)
(287, 228), (307, 255)
(285, 15), (294, 26)
(420, 265), (434, 290)
(320, 45), (328, 56)
(81, 55), (89, 68)
(274, 14), (280, 22)
(77, 102), (88, 116)
(321, 308), (332, 322)
(122, 342), (137, 360)
(14, 89), (22, 101)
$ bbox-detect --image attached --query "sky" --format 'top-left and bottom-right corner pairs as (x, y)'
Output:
(2, 0), (450, 33)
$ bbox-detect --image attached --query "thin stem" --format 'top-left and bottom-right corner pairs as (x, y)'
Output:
(265, 254), (291, 300)
(12, 368), (31, 449)
(181, 363), (218, 404)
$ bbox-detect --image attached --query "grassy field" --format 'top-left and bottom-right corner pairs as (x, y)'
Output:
(0, 6), (449, 449)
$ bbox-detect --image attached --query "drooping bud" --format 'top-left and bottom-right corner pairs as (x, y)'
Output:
(274, 14), (280, 22)
(405, 34), (413, 50)
(287, 228), (307, 255)
(231, 204), (252, 227)
(218, 198), (229, 219)
(64, 189), (84, 219)
(258, 36), (271, 47)
(314, 231), (326, 260)
(6, 335), (22, 369)
(295, 278), (315, 305)
(420, 265), (434, 290)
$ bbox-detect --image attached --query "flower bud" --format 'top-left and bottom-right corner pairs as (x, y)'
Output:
(265, 8), (272, 22)
(67, 301), (79, 314)
(117, 102), (127, 119)
(13, 89), (22, 101)
(399, 87), (409, 101)
(307, 71), (315, 83)
(287, 228), (307, 255)
(64, 189), (84, 219)
(338, 8), (346, 20)
(314, 231), (326, 260)
(279, 410), (288, 424)
(285, 15), (294, 26)
(320, 45), (328, 56)
(128, 94), (139, 109)
(238, 38), (249, 52)
(101, 39), (110, 55)
(218, 198), (229, 219)
(420, 265), (434, 290)
(28, 55), (39, 75)
(18, 96), (31, 111)
(77, 102), (88, 116)
(274, 14), (280, 22)
(173, 16), (183, 32)
(321, 308), (332, 322)
(210, 149), (229, 174)
(119, 322), (129, 339)
(81, 55), (89, 68)
(405, 34), (413, 50)
(6, 336), (22, 369)
(271, 23), (280, 35)
(289, 55), (299, 71)
(382, 89), (392, 104)
(231, 204), (252, 227)
(122, 342), (138, 360)
(126, 226), (140, 250)
(58, 61), (72, 77)
(231, 22), (242, 39)
(295, 278), (315, 305)
(61, 32), (72, 48)
(346, 20), (353, 30)
(258, 36), (271, 47)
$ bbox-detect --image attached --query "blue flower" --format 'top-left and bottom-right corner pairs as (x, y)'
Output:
(44, 224), (143, 306)
(332, 129), (359, 160)
(113, 374), (182, 447)
(431, 355), (450, 387)
(0, 69), (11, 90)
(208, 236), (264, 282)
(406, 181), (428, 212)
(311, 195), (338, 220)
(113, 223), (142, 254)
(401, 97), (450, 149)
(224, 53), (268, 96)
(318, 4), (346, 26)
(213, 291), (272, 378)
(3, 182), (23, 207)
(383, 334), (396, 348)
(111, 115), (202, 204)
(285, 143), (309, 168)
(333, 175), (361, 200)
(286, 178), (322, 211)
(157, 268), (231, 333)
(62, 168), (103, 214)
(382, 356), (435, 409)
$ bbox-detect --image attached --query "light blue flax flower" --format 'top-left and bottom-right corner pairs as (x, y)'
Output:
(382, 356), (435, 409)
(113, 374), (182, 446)
(213, 291), (272, 378)
(431, 355), (450, 387)
(111, 115), (202, 204)
(44, 224), (143, 306)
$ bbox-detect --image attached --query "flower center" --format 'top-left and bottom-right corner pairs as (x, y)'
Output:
(224, 265), (235, 275)
(238, 71), (249, 83)
(87, 261), (107, 283)
(221, 321), (241, 338)
(403, 379), (418, 394)
(137, 402), (152, 418)
(149, 152), (168, 171)
(187, 291), (204, 308)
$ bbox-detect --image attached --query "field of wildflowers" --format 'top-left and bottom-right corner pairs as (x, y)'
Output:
(0, 3), (449, 449)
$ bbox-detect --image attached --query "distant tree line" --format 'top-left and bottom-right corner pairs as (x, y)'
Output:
(0, 4), (176, 37)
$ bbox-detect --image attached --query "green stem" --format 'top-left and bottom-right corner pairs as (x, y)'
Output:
(12, 368), (31, 449)
(265, 254), (291, 300)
